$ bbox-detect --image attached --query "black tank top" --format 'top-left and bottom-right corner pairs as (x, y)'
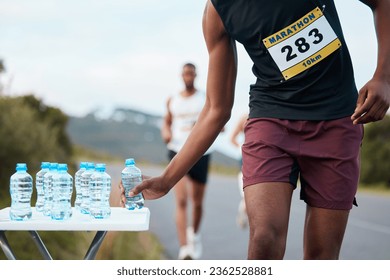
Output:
(211, 0), (358, 120)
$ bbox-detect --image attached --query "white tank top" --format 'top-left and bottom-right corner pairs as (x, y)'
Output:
(167, 91), (212, 154)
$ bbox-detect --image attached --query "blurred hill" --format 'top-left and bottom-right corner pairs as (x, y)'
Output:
(67, 108), (239, 170)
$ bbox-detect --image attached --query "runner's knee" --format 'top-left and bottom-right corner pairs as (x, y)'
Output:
(304, 244), (340, 260)
(176, 198), (187, 209)
(249, 227), (287, 259)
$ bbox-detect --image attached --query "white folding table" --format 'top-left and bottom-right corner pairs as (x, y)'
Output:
(0, 207), (150, 260)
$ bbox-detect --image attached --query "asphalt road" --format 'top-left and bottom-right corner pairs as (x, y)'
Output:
(107, 163), (390, 260)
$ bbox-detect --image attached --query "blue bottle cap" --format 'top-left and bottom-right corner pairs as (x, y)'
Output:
(16, 163), (27, 171)
(80, 162), (87, 168)
(41, 162), (50, 168)
(49, 162), (59, 170)
(58, 163), (68, 171)
(95, 163), (106, 171)
(125, 158), (135, 166)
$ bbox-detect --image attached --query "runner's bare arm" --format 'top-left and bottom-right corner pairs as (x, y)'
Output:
(129, 0), (238, 200)
(352, 0), (390, 124)
(230, 114), (248, 148)
(161, 97), (173, 144)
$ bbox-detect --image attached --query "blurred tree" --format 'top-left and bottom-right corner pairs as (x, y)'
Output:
(360, 115), (390, 187)
(18, 94), (73, 156)
(0, 95), (73, 205)
(0, 95), (78, 260)
(0, 59), (5, 73)
(0, 59), (5, 94)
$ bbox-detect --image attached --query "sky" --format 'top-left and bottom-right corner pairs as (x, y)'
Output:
(0, 0), (379, 157)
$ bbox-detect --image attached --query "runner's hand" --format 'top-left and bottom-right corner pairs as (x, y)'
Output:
(119, 175), (169, 207)
(130, 176), (171, 200)
(119, 180), (126, 208)
(161, 130), (172, 144)
(352, 78), (390, 124)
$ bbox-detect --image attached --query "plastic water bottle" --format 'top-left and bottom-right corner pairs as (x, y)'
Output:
(51, 163), (73, 220)
(89, 163), (111, 219)
(35, 162), (50, 212)
(9, 163), (33, 221)
(80, 162), (95, 214)
(74, 162), (87, 210)
(43, 162), (58, 216)
(121, 158), (144, 210)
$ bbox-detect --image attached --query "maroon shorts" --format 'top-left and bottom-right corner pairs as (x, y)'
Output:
(242, 117), (364, 210)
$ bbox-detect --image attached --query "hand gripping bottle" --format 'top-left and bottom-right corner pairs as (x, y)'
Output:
(121, 158), (144, 210)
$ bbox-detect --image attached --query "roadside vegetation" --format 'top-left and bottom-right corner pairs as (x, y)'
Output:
(0, 94), (164, 260)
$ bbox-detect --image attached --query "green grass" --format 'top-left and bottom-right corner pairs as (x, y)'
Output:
(0, 231), (94, 260)
(210, 163), (240, 176)
(358, 183), (390, 196)
(96, 231), (165, 260)
(0, 231), (165, 260)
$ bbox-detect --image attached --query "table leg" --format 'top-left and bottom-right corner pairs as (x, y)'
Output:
(84, 231), (107, 260)
(0, 231), (17, 260)
(28, 231), (53, 260)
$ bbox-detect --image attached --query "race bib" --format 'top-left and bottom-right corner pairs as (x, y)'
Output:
(263, 7), (341, 80)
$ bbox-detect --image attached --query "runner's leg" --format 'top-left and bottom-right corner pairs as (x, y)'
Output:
(303, 206), (349, 259)
(189, 178), (207, 233)
(174, 176), (189, 246)
(245, 182), (293, 259)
